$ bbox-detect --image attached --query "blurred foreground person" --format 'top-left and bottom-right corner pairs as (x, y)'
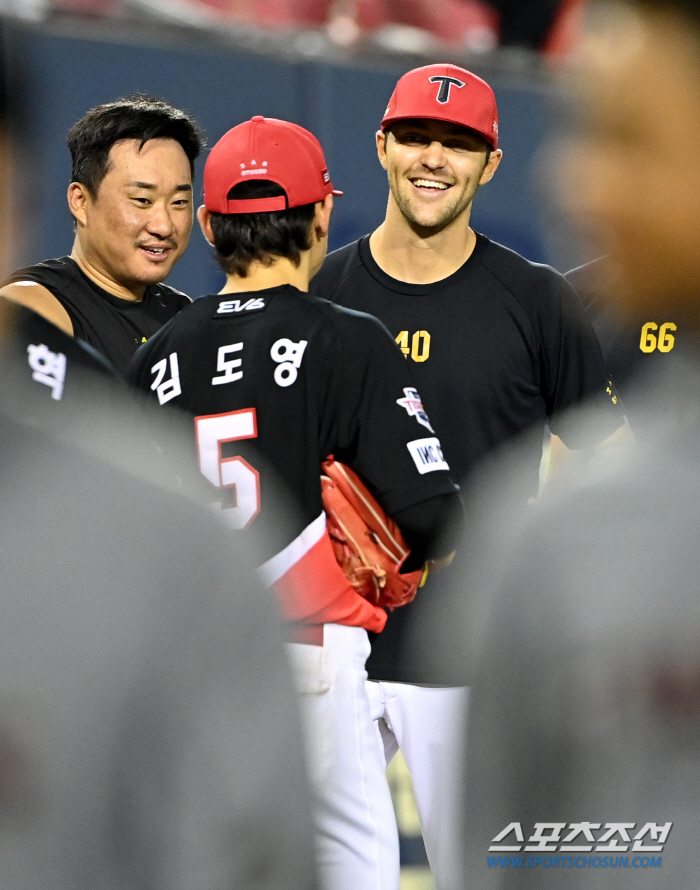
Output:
(0, 96), (203, 371)
(0, 297), (317, 890)
(423, 0), (700, 886)
(0, 86), (314, 887)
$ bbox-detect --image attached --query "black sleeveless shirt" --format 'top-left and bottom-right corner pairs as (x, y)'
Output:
(4, 256), (191, 372)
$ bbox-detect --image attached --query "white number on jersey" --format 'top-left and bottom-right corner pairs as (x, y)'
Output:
(211, 342), (243, 386)
(150, 352), (182, 405)
(270, 338), (307, 387)
(195, 408), (260, 529)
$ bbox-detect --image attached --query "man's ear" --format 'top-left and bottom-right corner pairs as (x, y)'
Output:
(480, 148), (503, 186)
(313, 194), (333, 240)
(197, 205), (216, 246)
(376, 129), (388, 171)
(67, 182), (90, 227)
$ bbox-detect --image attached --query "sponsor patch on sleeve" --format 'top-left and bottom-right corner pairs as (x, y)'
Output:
(396, 387), (434, 432)
(407, 437), (450, 474)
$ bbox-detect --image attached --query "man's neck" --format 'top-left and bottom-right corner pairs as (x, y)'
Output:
(220, 255), (310, 294)
(71, 241), (145, 302)
(368, 199), (477, 285)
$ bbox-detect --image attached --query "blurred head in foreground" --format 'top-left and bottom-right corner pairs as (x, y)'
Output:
(435, 3), (700, 887)
(561, 0), (700, 325)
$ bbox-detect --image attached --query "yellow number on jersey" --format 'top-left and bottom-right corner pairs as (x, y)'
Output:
(640, 322), (676, 353)
(395, 330), (431, 362)
(658, 322), (677, 353)
(411, 330), (431, 362)
(640, 322), (658, 352)
(395, 331), (410, 357)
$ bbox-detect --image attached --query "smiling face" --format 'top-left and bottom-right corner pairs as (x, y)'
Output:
(561, 4), (700, 323)
(69, 137), (194, 295)
(377, 118), (501, 233)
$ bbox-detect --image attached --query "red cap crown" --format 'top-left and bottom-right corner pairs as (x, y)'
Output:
(203, 116), (342, 214)
(381, 63), (499, 150)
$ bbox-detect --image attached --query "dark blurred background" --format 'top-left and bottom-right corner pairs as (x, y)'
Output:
(2, 0), (589, 298)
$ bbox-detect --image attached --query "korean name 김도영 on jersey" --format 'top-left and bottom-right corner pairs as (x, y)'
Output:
(127, 285), (457, 626)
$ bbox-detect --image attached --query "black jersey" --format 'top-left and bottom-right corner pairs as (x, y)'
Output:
(127, 285), (457, 630)
(566, 259), (685, 425)
(0, 298), (122, 427)
(3, 257), (190, 372)
(313, 232), (623, 683)
(314, 233), (622, 489)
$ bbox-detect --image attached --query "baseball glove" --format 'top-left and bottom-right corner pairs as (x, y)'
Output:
(320, 458), (426, 610)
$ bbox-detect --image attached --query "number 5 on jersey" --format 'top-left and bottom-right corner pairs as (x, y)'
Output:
(195, 409), (260, 529)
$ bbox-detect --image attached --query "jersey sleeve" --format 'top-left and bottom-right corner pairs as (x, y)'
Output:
(320, 308), (458, 515)
(540, 271), (623, 446)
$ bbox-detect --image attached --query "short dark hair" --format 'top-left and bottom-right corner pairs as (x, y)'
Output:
(67, 94), (204, 196)
(209, 180), (316, 278)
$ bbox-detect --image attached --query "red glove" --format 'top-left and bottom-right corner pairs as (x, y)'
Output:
(320, 459), (426, 610)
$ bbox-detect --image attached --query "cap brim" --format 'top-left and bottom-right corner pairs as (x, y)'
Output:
(332, 189), (343, 196)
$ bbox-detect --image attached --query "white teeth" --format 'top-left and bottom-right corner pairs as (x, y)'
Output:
(413, 179), (449, 190)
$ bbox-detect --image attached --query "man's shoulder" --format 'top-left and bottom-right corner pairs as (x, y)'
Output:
(142, 287), (393, 346)
(149, 281), (192, 309)
(305, 288), (394, 340)
(480, 236), (567, 291)
(3, 256), (78, 291)
(312, 238), (365, 298)
(478, 235), (576, 317)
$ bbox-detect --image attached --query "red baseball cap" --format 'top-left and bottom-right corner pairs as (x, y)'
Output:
(203, 116), (342, 214)
(381, 64), (499, 150)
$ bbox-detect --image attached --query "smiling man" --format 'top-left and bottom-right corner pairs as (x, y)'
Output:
(0, 95), (203, 371)
(312, 63), (622, 890)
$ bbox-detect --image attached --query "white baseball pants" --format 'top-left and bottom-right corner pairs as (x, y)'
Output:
(367, 681), (469, 890)
(287, 624), (401, 890)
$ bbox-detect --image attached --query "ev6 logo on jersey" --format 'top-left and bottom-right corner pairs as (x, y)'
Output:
(216, 297), (266, 314)
(271, 338), (307, 387)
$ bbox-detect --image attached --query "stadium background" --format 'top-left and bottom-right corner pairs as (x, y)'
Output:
(2, 3), (590, 886)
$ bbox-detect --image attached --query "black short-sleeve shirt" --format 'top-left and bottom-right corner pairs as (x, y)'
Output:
(314, 233), (622, 489)
(312, 233), (622, 682)
(126, 285), (457, 564)
(3, 257), (190, 372)
(566, 259), (686, 426)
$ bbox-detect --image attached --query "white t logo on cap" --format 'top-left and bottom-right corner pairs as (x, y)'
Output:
(428, 75), (465, 104)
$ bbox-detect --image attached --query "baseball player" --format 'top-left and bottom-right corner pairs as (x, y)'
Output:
(566, 257), (683, 429)
(0, 96), (203, 371)
(126, 115), (462, 890)
(312, 63), (624, 890)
